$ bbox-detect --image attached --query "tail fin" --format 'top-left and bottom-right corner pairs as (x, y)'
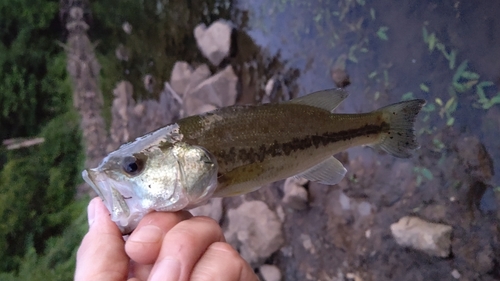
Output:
(375, 99), (426, 158)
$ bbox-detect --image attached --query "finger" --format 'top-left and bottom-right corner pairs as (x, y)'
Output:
(129, 260), (153, 281)
(125, 210), (192, 265)
(190, 242), (259, 281)
(75, 197), (129, 281)
(148, 216), (225, 281)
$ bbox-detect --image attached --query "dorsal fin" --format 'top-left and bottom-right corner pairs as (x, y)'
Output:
(294, 156), (347, 185)
(288, 88), (349, 112)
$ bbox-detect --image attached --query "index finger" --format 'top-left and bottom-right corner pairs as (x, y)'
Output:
(125, 210), (192, 265)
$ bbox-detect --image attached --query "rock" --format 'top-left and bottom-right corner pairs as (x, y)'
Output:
(451, 269), (461, 279)
(122, 22), (132, 34)
(300, 234), (316, 254)
(331, 68), (350, 88)
(225, 201), (284, 267)
(390, 216), (452, 257)
(169, 61), (193, 97)
(184, 65), (237, 116)
(259, 265), (282, 281)
(189, 198), (223, 223)
(115, 44), (129, 61)
(194, 20), (233, 66)
(143, 74), (155, 93)
(282, 177), (309, 210)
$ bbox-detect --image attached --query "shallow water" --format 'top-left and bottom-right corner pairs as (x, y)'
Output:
(231, 1), (500, 279)
(237, 0), (500, 186)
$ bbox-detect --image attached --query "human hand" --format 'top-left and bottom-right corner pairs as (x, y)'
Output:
(75, 197), (259, 281)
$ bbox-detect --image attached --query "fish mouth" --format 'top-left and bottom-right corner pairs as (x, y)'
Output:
(82, 169), (135, 233)
(82, 169), (108, 202)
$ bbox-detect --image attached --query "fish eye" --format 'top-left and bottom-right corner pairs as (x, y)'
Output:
(121, 155), (145, 176)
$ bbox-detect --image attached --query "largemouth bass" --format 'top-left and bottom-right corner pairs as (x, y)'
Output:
(82, 89), (425, 233)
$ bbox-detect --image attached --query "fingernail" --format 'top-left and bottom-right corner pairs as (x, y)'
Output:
(87, 199), (96, 226)
(150, 258), (180, 281)
(129, 225), (162, 243)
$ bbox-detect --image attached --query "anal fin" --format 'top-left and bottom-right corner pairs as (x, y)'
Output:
(294, 156), (347, 185)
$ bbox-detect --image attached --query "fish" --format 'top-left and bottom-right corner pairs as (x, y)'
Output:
(82, 88), (425, 234)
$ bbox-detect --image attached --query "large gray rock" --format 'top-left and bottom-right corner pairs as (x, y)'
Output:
(184, 65), (237, 116)
(390, 216), (452, 257)
(225, 201), (284, 267)
(169, 61), (193, 97)
(194, 20), (233, 66)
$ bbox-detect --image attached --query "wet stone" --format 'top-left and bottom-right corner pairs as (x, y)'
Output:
(224, 200), (284, 267)
(282, 177), (309, 210)
(194, 19), (233, 66)
(259, 264), (282, 281)
(169, 61), (193, 97)
(390, 216), (452, 257)
(184, 65), (238, 116)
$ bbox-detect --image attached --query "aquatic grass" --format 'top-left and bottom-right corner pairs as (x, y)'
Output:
(376, 26), (389, 40)
(414, 166), (433, 187)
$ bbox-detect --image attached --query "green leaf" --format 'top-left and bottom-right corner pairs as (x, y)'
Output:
(444, 97), (456, 112)
(356, 0), (366, 6)
(453, 82), (467, 93)
(446, 117), (455, 126)
(374, 91), (380, 100)
(448, 50), (456, 69)
(435, 98), (443, 106)
(461, 71), (480, 80)
(421, 168), (434, 180)
(436, 42), (446, 52)
(401, 92), (415, 101)
(314, 13), (322, 23)
(453, 60), (468, 82)
(422, 103), (436, 112)
(368, 71), (377, 79)
(377, 26), (389, 41)
(420, 83), (429, 92)
(370, 8), (376, 20)
(482, 95), (500, 109)
(422, 26), (429, 42)
(477, 81), (494, 88)
(476, 85), (488, 103)
(428, 33), (436, 51)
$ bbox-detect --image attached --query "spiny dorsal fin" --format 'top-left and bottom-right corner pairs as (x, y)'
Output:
(288, 88), (349, 112)
(294, 156), (347, 185)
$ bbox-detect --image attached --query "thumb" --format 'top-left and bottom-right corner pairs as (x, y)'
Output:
(75, 197), (129, 281)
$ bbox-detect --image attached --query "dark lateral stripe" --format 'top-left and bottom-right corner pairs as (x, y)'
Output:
(217, 122), (389, 165)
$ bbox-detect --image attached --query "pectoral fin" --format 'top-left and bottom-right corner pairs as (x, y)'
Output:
(288, 88), (349, 112)
(294, 156), (347, 185)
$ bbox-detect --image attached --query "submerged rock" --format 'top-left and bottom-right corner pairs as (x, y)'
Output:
(189, 198), (223, 223)
(183, 65), (238, 116)
(225, 200), (284, 267)
(259, 264), (282, 281)
(390, 216), (452, 257)
(330, 68), (350, 88)
(282, 177), (309, 210)
(194, 20), (233, 66)
(169, 61), (193, 97)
